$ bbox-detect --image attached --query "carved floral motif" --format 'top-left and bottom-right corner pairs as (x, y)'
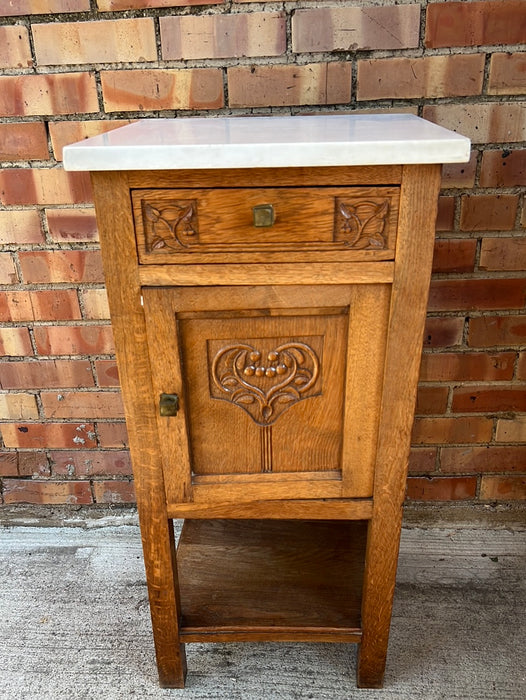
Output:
(210, 341), (321, 426)
(335, 198), (389, 249)
(142, 199), (199, 251)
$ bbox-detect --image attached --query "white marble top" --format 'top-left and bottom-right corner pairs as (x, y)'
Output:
(63, 114), (470, 171)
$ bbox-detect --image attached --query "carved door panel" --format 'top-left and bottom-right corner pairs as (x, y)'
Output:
(143, 284), (390, 505)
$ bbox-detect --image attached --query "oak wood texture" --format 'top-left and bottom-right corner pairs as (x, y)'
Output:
(127, 165), (403, 189)
(132, 186), (399, 265)
(143, 283), (389, 504)
(138, 262), (394, 286)
(90, 160), (442, 690)
(357, 163), (442, 688)
(177, 519), (366, 642)
(166, 498), (373, 520)
(90, 172), (186, 688)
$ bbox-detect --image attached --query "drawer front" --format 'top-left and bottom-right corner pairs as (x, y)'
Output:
(132, 186), (399, 264)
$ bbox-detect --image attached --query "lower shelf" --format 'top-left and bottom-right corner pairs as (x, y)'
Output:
(177, 519), (367, 643)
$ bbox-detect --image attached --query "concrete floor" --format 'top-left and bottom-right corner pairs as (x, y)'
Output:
(0, 518), (525, 700)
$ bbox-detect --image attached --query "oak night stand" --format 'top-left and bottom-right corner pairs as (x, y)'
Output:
(64, 114), (470, 688)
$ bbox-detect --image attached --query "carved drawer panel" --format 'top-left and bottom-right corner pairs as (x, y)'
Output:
(132, 186), (399, 264)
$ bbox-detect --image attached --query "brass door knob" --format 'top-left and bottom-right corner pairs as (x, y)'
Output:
(253, 204), (275, 227)
(159, 393), (179, 416)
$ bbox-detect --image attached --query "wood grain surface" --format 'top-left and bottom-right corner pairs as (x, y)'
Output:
(357, 163), (442, 688)
(91, 160), (442, 690)
(132, 186), (399, 265)
(91, 172), (187, 688)
(177, 519), (367, 640)
(128, 165), (403, 189)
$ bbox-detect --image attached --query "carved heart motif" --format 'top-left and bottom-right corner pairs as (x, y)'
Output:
(210, 342), (321, 425)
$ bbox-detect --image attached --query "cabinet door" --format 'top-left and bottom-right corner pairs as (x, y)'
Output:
(143, 284), (390, 505)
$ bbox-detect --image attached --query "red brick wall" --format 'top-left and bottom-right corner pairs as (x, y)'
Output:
(1, 0), (525, 508)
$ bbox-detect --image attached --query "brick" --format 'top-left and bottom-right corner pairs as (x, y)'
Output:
(480, 237), (526, 272)
(442, 153), (477, 189)
(452, 386), (526, 414)
(0, 290), (37, 323)
(339, 107), (420, 119)
(0, 25), (31, 69)
(0, 1), (90, 15)
(412, 417), (493, 445)
(33, 18), (157, 67)
(101, 69), (223, 112)
(49, 121), (131, 162)
(2, 479), (93, 505)
(228, 63), (351, 108)
(0, 73), (98, 118)
(468, 316), (526, 347)
(46, 208), (98, 243)
(496, 416), (526, 442)
(415, 386), (449, 415)
(423, 103), (526, 145)
(80, 289), (110, 320)
(480, 150), (526, 188)
(0, 210), (44, 244)
(292, 5), (419, 53)
(0, 422), (96, 449)
(161, 12), (285, 61)
(92, 479), (136, 504)
(406, 476), (477, 501)
(0, 328), (33, 356)
(488, 53), (526, 96)
(426, 1), (526, 48)
(480, 476), (526, 501)
(462, 190), (519, 231)
(34, 325), (114, 356)
(518, 352), (526, 380)
(98, 0), (218, 9)
(0, 360), (94, 389)
(98, 422), (128, 448)
(424, 317), (464, 348)
(435, 197), (455, 232)
(432, 239), (476, 274)
(18, 452), (51, 477)
(0, 453), (18, 477)
(0, 393), (38, 420)
(0, 122), (49, 161)
(408, 447), (437, 474)
(428, 279), (526, 312)
(420, 352), (515, 382)
(441, 446), (526, 474)
(51, 450), (131, 477)
(357, 54), (484, 101)
(0, 169), (92, 206)
(0, 253), (19, 284)
(19, 250), (103, 284)
(0, 290), (81, 322)
(94, 360), (119, 387)
(41, 391), (124, 419)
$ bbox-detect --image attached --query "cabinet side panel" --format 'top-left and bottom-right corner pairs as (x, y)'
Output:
(358, 164), (442, 687)
(90, 172), (186, 687)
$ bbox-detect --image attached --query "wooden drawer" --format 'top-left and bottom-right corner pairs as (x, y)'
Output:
(132, 186), (399, 264)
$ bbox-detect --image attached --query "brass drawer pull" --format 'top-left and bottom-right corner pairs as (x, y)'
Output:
(159, 393), (179, 416)
(252, 204), (275, 227)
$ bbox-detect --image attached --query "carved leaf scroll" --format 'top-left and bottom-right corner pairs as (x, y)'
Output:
(335, 198), (389, 250)
(210, 340), (321, 426)
(142, 199), (199, 251)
